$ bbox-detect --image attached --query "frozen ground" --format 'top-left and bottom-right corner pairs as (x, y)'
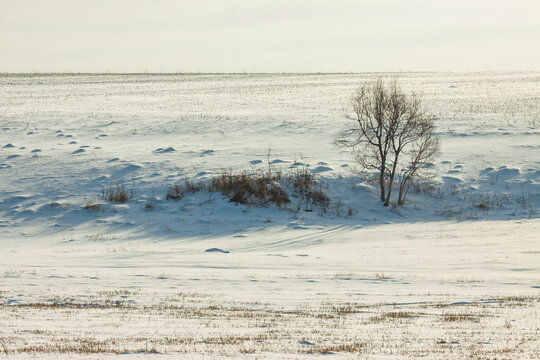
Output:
(0, 72), (539, 358)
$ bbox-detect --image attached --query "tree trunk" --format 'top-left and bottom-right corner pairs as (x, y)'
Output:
(384, 153), (399, 206)
(397, 177), (408, 205)
(379, 167), (386, 203)
(384, 171), (394, 206)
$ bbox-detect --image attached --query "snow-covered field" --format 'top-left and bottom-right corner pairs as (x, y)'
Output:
(1, 72), (539, 359)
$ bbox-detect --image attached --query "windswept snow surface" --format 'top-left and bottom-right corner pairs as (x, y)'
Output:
(0, 72), (539, 358)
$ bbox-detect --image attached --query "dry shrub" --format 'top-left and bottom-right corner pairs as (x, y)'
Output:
(210, 169), (290, 207)
(165, 166), (329, 212)
(84, 202), (102, 211)
(184, 180), (203, 193)
(102, 184), (132, 203)
(268, 185), (290, 207)
(166, 180), (205, 200)
(166, 184), (183, 200)
(290, 167), (329, 209)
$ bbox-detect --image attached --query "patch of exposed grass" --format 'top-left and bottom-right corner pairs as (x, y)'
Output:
(369, 311), (415, 323)
(441, 312), (480, 322)
(166, 166), (330, 212)
(84, 200), (102, 211)
(166, 180), (204, 201)
(102, 184), (132, 203)
(311, 340), (367, 354)
(210, 169), (290, 207)
(166, 184), (183, 200)
(290, 167), (329, 210)
(2, 292), (538, 357)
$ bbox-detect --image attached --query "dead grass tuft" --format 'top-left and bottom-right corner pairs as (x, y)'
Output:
(290, 167), (329, 210)
(210, 169), (290, 207)
(311, 340), (367, 354)
(102, 184), (132, 203)
(84, 202), (103, 211)
(441, 312), (480, 322)
(164, 165), (330, 212)
(369, 311), (415, 323)
(166, 180), (205, 200)
(166, 184), (183, 200)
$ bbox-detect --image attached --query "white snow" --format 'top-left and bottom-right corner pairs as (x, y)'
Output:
(0, 72), (539, 358)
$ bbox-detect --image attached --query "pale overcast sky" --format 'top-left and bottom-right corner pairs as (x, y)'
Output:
(1, 0), (539, 72)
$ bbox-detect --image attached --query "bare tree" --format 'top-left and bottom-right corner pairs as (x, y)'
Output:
(395, 129), (439, 205)
(339, 79), (392, 202)
(338, 78), (439, 206)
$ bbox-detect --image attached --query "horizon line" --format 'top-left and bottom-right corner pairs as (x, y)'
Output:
(1, 70), (538, 77)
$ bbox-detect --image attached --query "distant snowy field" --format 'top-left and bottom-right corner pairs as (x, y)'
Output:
(0, 72), (539, 358)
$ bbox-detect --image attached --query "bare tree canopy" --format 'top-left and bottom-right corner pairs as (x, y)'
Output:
(338, 78), (440, 206)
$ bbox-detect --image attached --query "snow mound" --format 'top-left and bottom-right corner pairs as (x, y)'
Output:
(312, 166), (332, 173)
(492, 167), (520, 179)
(153, 146), (175, 154)
(204, 248), (230, 254)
